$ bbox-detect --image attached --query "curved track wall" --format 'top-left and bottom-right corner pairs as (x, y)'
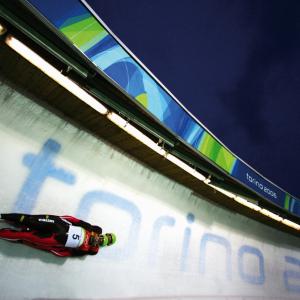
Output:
(0, 80), (300, 299)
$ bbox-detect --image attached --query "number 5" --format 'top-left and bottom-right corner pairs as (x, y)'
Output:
(72, 234), (80, 240)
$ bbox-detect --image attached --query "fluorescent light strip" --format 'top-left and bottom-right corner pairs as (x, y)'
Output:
(107, 112), (207, 181)
(208, 184), (300, 230)
(5, 35), (108, 115)
(208, 184), (236, 199)
(234, 196), (261, 211)
(107, 112), (166, 156)
(260, 209), (283, 222)
(282, 219), (300, 230)
(204, 178), (211, 184)
(0, 23), (7, 35)
(165, 153), (206, 181)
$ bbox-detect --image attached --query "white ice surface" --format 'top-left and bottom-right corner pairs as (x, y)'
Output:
(0, 80), (300, 300)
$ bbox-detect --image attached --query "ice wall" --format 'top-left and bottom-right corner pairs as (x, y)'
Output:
(0, 79), (300, 300)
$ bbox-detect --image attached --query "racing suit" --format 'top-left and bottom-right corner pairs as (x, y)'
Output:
(0, 213), (102, 257)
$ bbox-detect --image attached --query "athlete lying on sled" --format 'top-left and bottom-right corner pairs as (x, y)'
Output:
(0, 213), (116, 257)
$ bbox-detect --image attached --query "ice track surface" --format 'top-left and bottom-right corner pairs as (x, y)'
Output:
(0, 80), (300, 300)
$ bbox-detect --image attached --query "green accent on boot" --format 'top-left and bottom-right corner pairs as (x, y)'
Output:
(109, 233), (116, 245)
(101, 235), (109, 246)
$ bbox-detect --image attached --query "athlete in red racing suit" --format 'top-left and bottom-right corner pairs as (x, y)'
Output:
(0, 213), (116, 257)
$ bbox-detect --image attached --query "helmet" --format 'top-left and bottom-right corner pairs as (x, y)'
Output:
(99, 233), (116, 246)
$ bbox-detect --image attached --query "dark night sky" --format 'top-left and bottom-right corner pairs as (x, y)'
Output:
(86, 0), (300, 198)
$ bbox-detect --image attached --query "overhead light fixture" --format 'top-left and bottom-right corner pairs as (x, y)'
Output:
(209, 185), (300, 229)
(204, 178), (211, 184)
(234, 196), (261, 211)
(107, 112), (207, 181)
(0, 23), (7, 36)
(282, 219), (300, 230)
(5, 35), (108, 115)
(165, 153), (206, 181)
(208, 184), (235, 198)
(107, 112), (166, 156)
(260, 209), (283, 222)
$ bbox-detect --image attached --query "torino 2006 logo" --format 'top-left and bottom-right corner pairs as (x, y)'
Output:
(246, 173), (277, 199)
(12, 138), (300, 293)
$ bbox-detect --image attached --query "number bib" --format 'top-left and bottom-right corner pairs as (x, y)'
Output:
(65, 225), (85, 248)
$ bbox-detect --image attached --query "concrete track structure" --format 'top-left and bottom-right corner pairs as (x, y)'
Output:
(0, 56), (300, 299)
